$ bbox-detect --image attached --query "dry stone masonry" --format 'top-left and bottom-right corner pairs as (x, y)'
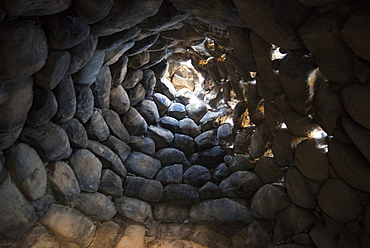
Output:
(1, 0), (370, 247)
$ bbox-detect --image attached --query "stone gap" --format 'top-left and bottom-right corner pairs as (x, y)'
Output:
(1, 1), (370, 248)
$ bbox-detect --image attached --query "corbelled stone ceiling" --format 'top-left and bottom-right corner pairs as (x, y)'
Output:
(1, 0), (370, 247)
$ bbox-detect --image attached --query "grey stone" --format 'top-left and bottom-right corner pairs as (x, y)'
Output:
(99, 169), (123, 198)
(153, 93), (172, 116)
(179, 118), (201, 138)
(87, 140), (127, 177)
(0, 20), (48, 82)
(198, 146), (226, 169)
(328, 140), (370, 193)
(125, 176), (163, 203)
(103, 135), (131, 162)
(0, 77), (33, 150)
(73, 192), (117, 221)
(26, 86), (58, 127)
(5, 143), (47, 201)
(142, 69), (157, 97)
(128, 83), (146, 106)
(217, 123), (234, 146)
(127, 34), (160, 56)
(120, 107), (148, 136)
(0, 175), (37, 238)
(40, 204), (96, 247)
(148, 125), (174, 150)
(186, 100), (208, 124)
(153, 203), (189, 223)
(69, 149), (102, 193)
(102, 110), (130, 143)
(318, 179), (362, 223)
(136, 99), (160, 125)
(199, 108), (228, 132)
(219, 171), (263, 199)
(91, 66), (111, 111)
(72, 50), (105, 85)
(155, 78), (177, 100)
(127, 51), (150, 69)
(156, 164), (183, 185)
(97, 26), (141, 51)
(162, 184), (200, 205)
(91, 0), (164, 36)
(172, 134), (196, 157)
(309, 224), (338, 248)
(68, 34), (98, 74)
(110, 55), (128, 87)
(254, 156), (284, 184)
(183, 165), (211, 187)
(251, 184), (291, 219)
(16, 224), (59, 248)
(159, 116), (179, 133)
(213, 163), (231, 183)
(71, 0), (113, 24)
(229, 154), (255, 172)
(20, 122), (72, 162)
(52, 75), (76, 124)
(48, 161), (80, 202)
(30, 192), (55, 219)
(232, 220), (272, 247)
(122, 68), (143, 90)
(167, 102), (186, 120)
(74, 84), (94, 123)
(104, 41), (135, 66)
(199, 182), (221, 200)
(115, 196), (153, 223)
(125, 152), (161, 179)
(34, 49), (71, 90)
(3, 0), (71, 16)
(128, 136), (156, 156)
(273, 204), (315, 244)
(156, 148), (190, 167)
(85, 110), (110, 142)
(60, 118), (88, 149)
(42, 12), (90, 50)
(190, 198), (253, 226)
(110, 85), (130, 114)
(194, 130), (217, 151)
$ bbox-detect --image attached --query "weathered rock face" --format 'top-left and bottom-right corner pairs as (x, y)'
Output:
(1, 1), (370, 247)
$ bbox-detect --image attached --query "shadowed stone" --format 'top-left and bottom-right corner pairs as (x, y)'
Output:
(162, 184), (200, 205)
(0, 20), (48, 82)
(3, 0), (70, 16)
(153, 93), (172, 116)
(52, 75), (76, 124)
(160, 116), (179, 133)
(91, 65), (111, 111)
(27, 87), (58, 127)
(173, 133), (196, 157)
(85, 110), (110, 142)
(102, 110), (130, 143)
(110, 55), (128, 87)
(99, 169), (123, 198)
(0, 175), (37, 239)
(183, 165), (211, 187)
(219, 171), (263, 199)
(0, 77), (33, 150)
(71, 0), (113, 24)
(97, 26), (141, 51)
(72, 51), (105, 86)
(156, 148), (190, 167)
(128, 136), (156, 156)
(136, 99), (160, 125)
(103, 135), (131, 162)
(254, 157), (284, 184)
(5, 143), (47, 201)
(74, 84), (94, 123)
(16, 224), (58, 248)
(128, 83), (146, 106)
(89, 222), (119, 248)
(229, 154), (255, 172)
(40, 204), (96, 247)
(194, 130), (217, 151)
(148, 125), (174, 150)
(190, 198), (253, 226)
(122, 68), (143, 90)
(156, 164), (183, 185)
(68, 34), (98, 74)
(153, 203), (189, 223)
(125, 176), (163, 203)
(120, 107), (148, 136)
(110, 85), (130, 114)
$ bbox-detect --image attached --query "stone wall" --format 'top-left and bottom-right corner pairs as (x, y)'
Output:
(1, 0), (370, 247)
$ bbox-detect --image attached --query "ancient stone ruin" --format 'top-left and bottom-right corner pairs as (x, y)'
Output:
(1, 0), (370, 247)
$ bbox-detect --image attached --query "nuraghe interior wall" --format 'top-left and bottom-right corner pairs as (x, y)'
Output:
(1, 0), (370, 247)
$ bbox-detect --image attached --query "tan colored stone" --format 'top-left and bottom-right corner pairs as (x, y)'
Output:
(115, 225), (146, 248)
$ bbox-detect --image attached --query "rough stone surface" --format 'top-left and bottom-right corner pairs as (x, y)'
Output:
(160, 116), (179, 133)
(3, 0), (71, 16)
(115, 196), (153, 223)
(52, 75), (76, 124)
(103, 135), (131, 162)
(68, 34), (98, 74)
(102, 110), (130, 143)
(128, 136), (156, 156)
(125, 176), (163, 203)
(271, 129), (295, 167)
(85, 110), (110, 142)
(120, 107), (148, 136)
(99, 169), (123, 198)
(229, 154), (255, 172)
(71, 0), (113, 24)
(115, 225), (146, 248)
(16, 223), (58, 248)
(5, 143), (47, 201)
(183, 165), (211, 187)
(68, 149), (102, 193)
(74, 84), (94, 123)
(254, 156), (284, 184)
(125, 152), (161, 179)
(40, 204), (96, 247)
(153, 93), (172, 116)
(136, 99), (160, 125)
(89, 221), (119, 248)
(190, 198), (253, 226)
(156, 164), (183, 185)
(318, 179), (362, 223)
(87, 140), (127, 177)
(20, 122), (72, 162)
(72, 192), (117, 221)
(153, 203), (189, 223)
(179, 118), (201, 138)
(148, 125), (175, 150)
(60, 118), (88, 149)
(0, 176), (37, 238)
(156, 148), (189, 167)
(72, 51), (105, 86)
(27, 87), (58, 127)
(0, 20), (48, 82)
(162, 184), (200, 205)
(186, 100), (208, 124)
(91, 66), (111, 111)
(110, 85), (130, 115)
(219, 171), (263, 199)
(167, 102), (187, 120)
